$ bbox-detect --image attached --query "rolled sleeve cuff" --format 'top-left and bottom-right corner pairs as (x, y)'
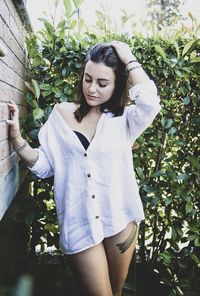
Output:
(129, 80), (160, 106)
(27, 148), (54, 179)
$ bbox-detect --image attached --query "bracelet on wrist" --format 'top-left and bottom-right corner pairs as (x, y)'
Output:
(126, 64), (142, 72)
(14, 139), (27, 153)
(125, 60), (138, 67)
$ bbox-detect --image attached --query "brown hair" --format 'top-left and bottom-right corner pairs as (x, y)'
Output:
(74, 43), (129, 122)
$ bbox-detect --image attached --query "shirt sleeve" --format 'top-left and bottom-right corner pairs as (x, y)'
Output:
(27, 123), (54, 179)
(126, 80), (161, 142)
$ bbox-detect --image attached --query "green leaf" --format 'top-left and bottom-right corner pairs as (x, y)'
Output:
(32, 55), (41, 67)
(165, 119), (173, 129)
(168, 127), (177, 135)
(57, 20), (66, 29)
(24, 81), (35, 95)
(190, 50), (197, 60)
(25, 93), (39, 109)
(40, 83), (51, 91)
(176, 227), (183, 237)
(151, 170), (165, 177)
(73, 0), (84, 8)
(43, 90), (53, 97)
(182, 40), (195, 56)
(31, 79), (40, 99)
(161, 118), (173, 129)
(190, 253), (200, 264)
(190, 57), (200, 63)
(33, 108), (44, 120)
(160, 252), (172, 265)
(194, 236), (200, 247)
(173, 41), (180, 59)
(175, 286), (184, 296)
(136, 167), (144, 178)
(183, 96), (190, 105)
(63, 0), (72, 18)
(75, 61), (82, 68)
(154, 45), (167, 60)
(188, 233), (197, 241)
(185, 202), (193, 214)
(44, 223), (58, 233)
(143, 185), (157, 193)
(177, 173), (189, 181)
(70, 19), (77, 29)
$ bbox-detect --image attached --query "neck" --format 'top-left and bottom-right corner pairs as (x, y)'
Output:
(88, 106), (102, 116)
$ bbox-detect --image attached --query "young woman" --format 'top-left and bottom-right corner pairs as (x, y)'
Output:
(7, 41), (161, 296)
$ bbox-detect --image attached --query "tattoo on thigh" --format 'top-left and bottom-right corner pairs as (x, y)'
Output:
(116, 224), (138, 254)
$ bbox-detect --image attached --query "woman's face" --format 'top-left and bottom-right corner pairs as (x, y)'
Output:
(82, 60), (115, 109)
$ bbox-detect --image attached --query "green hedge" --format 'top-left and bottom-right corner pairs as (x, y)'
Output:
(18, 7), (200, 295)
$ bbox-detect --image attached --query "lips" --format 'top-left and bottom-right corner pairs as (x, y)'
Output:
(87, 94), (98, 100)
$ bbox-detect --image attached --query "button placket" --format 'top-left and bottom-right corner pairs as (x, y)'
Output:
(84, 151), (91, 179)
(84, 154), (100, 221)
(91, 194), (100, 220)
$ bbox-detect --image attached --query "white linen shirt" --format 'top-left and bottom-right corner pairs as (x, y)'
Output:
(28, 80), (161, 254)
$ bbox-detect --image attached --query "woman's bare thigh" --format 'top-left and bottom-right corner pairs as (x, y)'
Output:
(67, 242), (113, 296)
(103, 221), (139, 295)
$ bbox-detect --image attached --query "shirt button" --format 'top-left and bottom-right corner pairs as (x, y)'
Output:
(92, 195), (95, 199)
(95, 216), (99, 219)
(87, 173), (91, 178)
(84, 153), (87, 157)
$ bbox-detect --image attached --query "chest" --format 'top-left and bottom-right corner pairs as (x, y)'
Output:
(61, 109), (102, 143)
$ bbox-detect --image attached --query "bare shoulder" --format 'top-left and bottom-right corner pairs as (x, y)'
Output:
(56, 101), (77, 116)
(55, 102), (79, 126)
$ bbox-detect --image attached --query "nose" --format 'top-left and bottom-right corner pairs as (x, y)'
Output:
(88, 82), (96, 93)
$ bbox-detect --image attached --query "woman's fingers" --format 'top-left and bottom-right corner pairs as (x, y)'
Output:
(8, 100), (18, 111)
(7, 99), (19, 124)
(7, 100), (19, 122)
(6, 99), (21, 139)
(109, 41), (134, 65)
(6, 119), (15, 125)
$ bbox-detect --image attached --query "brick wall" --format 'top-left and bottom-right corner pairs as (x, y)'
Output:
(0, 0), (32, 220)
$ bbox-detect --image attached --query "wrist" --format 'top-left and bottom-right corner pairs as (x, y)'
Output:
(11, 135), (24, 146)
(125, 56), (137, 66)
(126, 62), (142, 73)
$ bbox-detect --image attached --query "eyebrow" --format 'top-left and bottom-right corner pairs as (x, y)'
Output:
(85, 72), (110, 82)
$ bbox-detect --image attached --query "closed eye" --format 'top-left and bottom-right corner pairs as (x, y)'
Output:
(84, 78), (108, 88)
(99, 83), (108, 88)
(85, 79), (92, 83)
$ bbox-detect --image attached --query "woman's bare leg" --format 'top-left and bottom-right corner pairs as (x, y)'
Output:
(103, 222), (139, 296)
(67, 242), (113, 296)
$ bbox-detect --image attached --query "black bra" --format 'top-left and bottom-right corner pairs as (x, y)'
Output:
(74, 131), (90, 150)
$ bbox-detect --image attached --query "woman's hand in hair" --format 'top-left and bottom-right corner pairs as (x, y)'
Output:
(110, 41), (136, 66)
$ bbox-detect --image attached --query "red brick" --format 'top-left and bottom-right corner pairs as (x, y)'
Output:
(0, 121), (8, 141)
(0, 60), (26, 91)
(0, 139), (13, 161)
(0, 152), (19, 177)
(0, 81), (26, 106)
(0, 16), (28, 67)
(0, 40), (28, 79)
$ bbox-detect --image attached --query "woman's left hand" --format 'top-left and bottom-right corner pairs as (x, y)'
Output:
(110, 41), (136, 65)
